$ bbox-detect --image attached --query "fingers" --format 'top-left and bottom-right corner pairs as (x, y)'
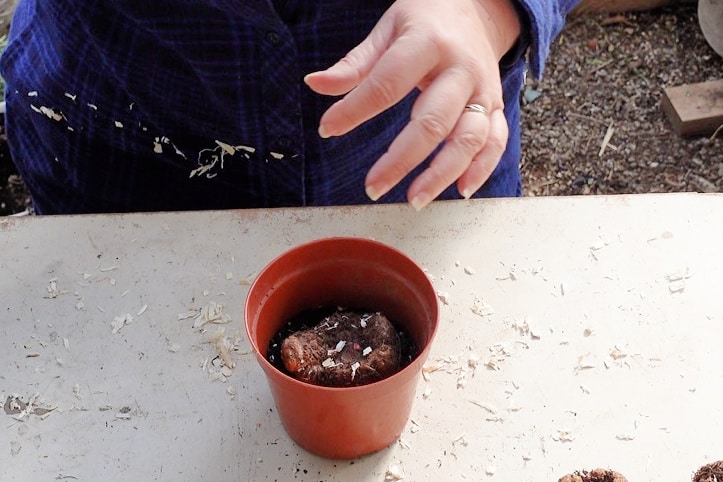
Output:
(403, 106), (507, 211)
(303, 17), (392, 97)
(363, 69), (477, 201)
(308, 33), (440, 139)
(456, 108), (508, 199)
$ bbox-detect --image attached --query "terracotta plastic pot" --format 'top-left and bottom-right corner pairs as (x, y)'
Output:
(245, 237), (439, 459)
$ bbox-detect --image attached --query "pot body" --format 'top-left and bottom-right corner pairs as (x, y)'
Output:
(245, 237), (439, 459)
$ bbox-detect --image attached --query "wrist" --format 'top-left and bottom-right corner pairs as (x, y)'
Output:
(474, 0), (523, 60)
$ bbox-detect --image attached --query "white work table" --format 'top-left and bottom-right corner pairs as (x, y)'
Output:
(1, 194), (722, 481)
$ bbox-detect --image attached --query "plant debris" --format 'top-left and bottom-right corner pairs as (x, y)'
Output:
(559, 468), (628, 482)
(693, 461), (723, 482)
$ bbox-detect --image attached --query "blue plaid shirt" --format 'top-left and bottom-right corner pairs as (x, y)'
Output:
(1, 0), (578, 214)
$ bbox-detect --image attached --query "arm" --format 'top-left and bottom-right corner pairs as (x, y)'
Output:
(305, 0), (576, 209)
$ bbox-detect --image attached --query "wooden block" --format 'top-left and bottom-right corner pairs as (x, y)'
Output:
(661, 79), (723, 137)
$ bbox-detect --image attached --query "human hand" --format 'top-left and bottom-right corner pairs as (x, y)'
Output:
(304, 0), (521, 210)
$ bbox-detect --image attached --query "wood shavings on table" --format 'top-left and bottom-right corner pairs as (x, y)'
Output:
(115, 406), (132, 420)
(470, 297), (495, 317)
(436, 291), (451, 305)
(237, 272), (257, 286)
(192, 301), (231, 329)
(111, 313), (133, 334)
(552, 430), (575, 443)
(44, 279), (68, 299)
(4, 395), (56, 421)
(512, 319), (542, 340)
(384, 464), (405, 481)
(666, 266), (692, 293)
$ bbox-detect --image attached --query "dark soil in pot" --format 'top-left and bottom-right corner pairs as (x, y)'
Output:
(266, 307), (419, 387)
(559, 468), (628, 482)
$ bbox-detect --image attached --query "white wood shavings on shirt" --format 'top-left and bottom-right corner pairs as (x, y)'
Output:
(137, 304), (148, 316)
(616, 433), (635, 441)
(29, 104), (63, 121)
(463, 266), (475, 275)
(64, 93), (77, 101)
(114, 121), (124, 128)
(215, 140), (236, 155)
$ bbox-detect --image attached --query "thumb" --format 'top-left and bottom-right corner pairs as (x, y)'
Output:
(304, 17), (393, 96)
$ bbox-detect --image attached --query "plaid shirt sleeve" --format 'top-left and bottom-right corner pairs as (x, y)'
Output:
(0, 0), (575, 214)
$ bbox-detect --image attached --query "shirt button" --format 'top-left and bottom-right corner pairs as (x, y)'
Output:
(266, 31), (282, 45)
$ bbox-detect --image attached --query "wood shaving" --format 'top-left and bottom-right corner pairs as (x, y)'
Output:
(193, 301), (231, 329)
(552, 430), (575, 442)
(463, 266), (476, 275)
(111, 313), (133, 334)
(137, 304), (148, 316)
(615, 433), (635, 441)
(210, 331), (236, 369)
(168, 343), (181, 353)
(609, 346), (627, 360)
(666, 266), (692, 282)
(177, 310), (198, 321)
(436, 291), (450, 305)
(384, 465), (404, 481)
(238, 272), (257, 286)
(115, 406), (132, 420)
(470, 298), (495, 317)
(45, 279), (67, 299)
(668, 280), (686, 293)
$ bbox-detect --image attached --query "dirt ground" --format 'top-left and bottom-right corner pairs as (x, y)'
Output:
(0, 5), (721, 215)
(521, 5), (723, 196)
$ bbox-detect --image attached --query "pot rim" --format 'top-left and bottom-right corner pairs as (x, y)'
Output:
(244, 236), (439, 391)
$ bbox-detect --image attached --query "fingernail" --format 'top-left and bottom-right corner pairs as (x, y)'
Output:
(365, 185), (382, 202)
(318, 124), (331, 139)
(410, 193), (431, 212)
(461, 188), (473, 199)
